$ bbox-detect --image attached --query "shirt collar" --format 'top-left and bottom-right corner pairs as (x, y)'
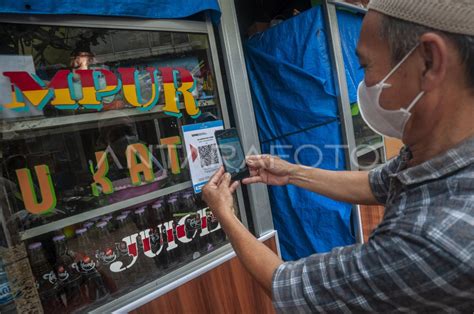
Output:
(394, 136), (474, 185)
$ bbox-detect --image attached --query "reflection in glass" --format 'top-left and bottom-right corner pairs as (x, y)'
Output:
(0, 23), (237, 312)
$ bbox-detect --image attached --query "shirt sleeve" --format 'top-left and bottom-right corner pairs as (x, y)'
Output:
(368, 155), (401, 204)
(271, 232), (466, 313)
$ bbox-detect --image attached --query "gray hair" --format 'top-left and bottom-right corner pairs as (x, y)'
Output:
(380, 15), (474, 88)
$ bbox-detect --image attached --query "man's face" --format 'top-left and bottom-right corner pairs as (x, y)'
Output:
(357, 11), (442, 145)
(356, 11), (428, 142)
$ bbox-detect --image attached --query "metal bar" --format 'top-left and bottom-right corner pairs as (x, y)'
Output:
(206, 16), (249, 229)
(206, 16), (231, 129)
(0, 14), (207, 33)
(328, 0), (368, 14)
(273, 230), (282, 258)
(19, 181), (192, 241)
(322, 0), (364, 243)
(356, 141), (384, 157)
(217, 0), (273, 237)
(95, 230), (278, 314)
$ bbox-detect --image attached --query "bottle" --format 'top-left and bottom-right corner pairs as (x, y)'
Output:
(114, 215), (137, 287)
(75, 229), (109, 302)
(120, 211), (136, 235)
(167, 198), (181, 263)
(52, 235), (85, 311)
(83, 222), (94, 231)
(94, 222), (119, 294)
(149, 203), (170, 270)
(121, 210), (132, 224)
(101, 215), (114, 233)
(182, 193), (202, 259)
(150, 200), (165, 226)
(90, 216), (102, 223)
(28, 242), (65, 313)
(133, 208), (155, 283)
(0, 258), (17, 314)
(207, 209), (220, 248)
(84, 221), (98, 240)
(74, 228), (90, 261)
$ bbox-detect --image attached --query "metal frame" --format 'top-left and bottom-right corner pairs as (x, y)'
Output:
(328, 0), (368, 14)
(0, 14), (208, 33)
(322, 0), (364, 243)
(217, 0), (273, 237)
(206, 16), (250, 229)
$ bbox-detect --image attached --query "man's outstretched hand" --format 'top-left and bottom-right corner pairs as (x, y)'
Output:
(202, 165), (284, 297)
(242, 154), (295, 186)
(202, 166), (239, 219)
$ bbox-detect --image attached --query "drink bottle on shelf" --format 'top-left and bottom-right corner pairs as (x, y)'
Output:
(90, 216), (102, 223)
(121, 210), (132, 224)
(28, 242), (65, 313)
(83, 221), (99, 241)
(94, 222), (119, 294)
(207, 209), (220, 248)
(75, 228), (109, 302)
(120, 210), (137, 238)
(101, 214), (114, 232)
(182, 193), (202, 259)
(167, 198), (181, 263)
(150, 200), (165, 226)
(52, 235), (85, 311)
(133, 208), (156, 283)
(114, 215), (138, 287)
(83, 222), (94, 230)
(149, 201), (171, 270)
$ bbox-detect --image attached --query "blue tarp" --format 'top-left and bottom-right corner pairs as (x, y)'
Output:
(245, 6), (364, 261)
(0, 0), (221, 23)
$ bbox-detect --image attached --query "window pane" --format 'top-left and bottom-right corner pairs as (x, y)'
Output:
(0, 23), (236, 312)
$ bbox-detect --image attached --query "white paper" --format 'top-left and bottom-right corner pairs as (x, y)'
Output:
(0, 55), (44, 119)
(182, 120), (224, 193)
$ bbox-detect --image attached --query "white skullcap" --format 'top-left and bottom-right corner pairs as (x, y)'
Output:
(368, 0), (474, 36)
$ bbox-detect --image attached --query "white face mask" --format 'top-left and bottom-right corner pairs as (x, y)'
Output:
(357, 44), (425, 139)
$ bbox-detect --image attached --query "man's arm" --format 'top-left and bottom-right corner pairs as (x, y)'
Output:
(202, 167), (283, 295)
(202, 167), (464, 313)
(289, 166), (377, 205)
(243, 155), (380, 205)
(218, 210), (283, 295)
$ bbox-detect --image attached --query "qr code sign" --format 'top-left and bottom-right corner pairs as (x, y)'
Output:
(198, 144), (219, 167)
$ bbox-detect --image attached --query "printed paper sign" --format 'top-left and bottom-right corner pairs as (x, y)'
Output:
(182, 120), (224, 193)
(0, 55), (44, 119)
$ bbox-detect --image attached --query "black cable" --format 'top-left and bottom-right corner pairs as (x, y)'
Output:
(260, 117), (339, 144)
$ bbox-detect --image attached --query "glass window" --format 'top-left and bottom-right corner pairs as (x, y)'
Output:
(0, 22), (239, 312)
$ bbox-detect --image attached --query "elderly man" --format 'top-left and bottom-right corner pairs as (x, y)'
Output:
(202, 0), (474, 312)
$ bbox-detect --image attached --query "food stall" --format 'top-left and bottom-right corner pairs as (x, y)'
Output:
(0, 1), (276, 312)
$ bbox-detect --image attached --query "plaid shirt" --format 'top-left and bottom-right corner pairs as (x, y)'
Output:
(272, 136), (474, 313)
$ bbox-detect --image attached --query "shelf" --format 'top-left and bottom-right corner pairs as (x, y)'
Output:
(356, 141), (384, 157)
(1, 99), (216, 140)
(19, 180), (192, 241)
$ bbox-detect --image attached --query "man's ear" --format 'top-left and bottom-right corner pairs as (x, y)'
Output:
(419, 33), (448, 92)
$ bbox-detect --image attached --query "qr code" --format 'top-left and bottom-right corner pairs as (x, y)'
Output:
(198, 144), (219, 167)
